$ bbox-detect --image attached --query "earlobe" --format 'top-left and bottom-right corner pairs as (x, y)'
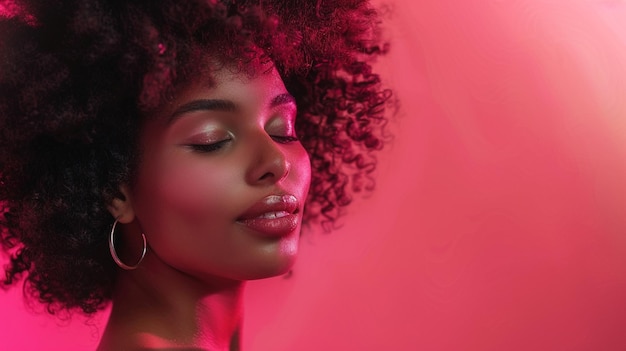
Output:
(106, 184), (135, 224)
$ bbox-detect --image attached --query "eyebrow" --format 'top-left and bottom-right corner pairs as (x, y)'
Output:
(169, 99), (235, 122)
(168, 93), (296, 123)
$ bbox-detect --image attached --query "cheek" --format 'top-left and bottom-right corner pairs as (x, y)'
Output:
(293, 147), (312, 192)
(132, 156), (244, 273)
(135, 155), (238, 227)
(162, 164), (230, 219)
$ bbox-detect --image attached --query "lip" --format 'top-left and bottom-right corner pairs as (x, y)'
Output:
(236, 194), (300, 238)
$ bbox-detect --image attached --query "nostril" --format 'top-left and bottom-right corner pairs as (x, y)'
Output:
(258, 172), (274, 181)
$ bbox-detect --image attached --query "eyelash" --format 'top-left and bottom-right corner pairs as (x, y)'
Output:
(271, 135), (300, 144)
(188, 140), (230, 153)
(188, 135), (299, 153)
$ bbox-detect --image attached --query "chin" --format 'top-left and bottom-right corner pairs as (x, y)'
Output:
(241, 252), (298, 281)
(242, 231), (300, 279)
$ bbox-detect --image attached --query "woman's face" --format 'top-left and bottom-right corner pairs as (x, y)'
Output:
(129, 64), (311, 282)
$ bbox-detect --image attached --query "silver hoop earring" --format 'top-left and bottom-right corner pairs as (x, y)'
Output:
(109, 218), (147, 270)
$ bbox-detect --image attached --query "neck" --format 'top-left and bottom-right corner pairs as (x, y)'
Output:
(98, 260), (245, 351)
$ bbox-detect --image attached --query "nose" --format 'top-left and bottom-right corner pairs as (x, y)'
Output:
(245, 133), (290, 185)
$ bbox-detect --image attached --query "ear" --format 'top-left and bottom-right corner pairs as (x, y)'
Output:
(106, 184), (136, 224)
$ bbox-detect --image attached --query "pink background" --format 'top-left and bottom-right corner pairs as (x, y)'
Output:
(2, 0), (626, 350)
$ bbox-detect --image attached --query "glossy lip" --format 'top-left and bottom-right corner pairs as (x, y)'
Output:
(236, 194), (301, 238)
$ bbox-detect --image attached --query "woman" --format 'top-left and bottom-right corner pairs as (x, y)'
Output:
(0, 0), (391, 349)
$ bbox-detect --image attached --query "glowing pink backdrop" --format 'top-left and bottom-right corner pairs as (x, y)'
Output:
(2, 0), (626, 350)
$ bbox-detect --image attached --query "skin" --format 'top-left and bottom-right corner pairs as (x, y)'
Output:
(98, 61), (312, 351)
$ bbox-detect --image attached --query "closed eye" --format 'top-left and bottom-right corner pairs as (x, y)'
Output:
(188, 139), (231, 153)
(271, 135), (299, 144)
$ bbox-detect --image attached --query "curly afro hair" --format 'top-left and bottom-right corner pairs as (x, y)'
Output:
(0, 0), (392, 315)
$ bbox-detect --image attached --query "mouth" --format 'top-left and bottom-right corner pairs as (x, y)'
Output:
(236, 194), (301, 237)
(254, 211), (291, 219)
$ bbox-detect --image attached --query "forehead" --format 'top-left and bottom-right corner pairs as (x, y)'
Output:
(184, 62), (286, 98)
(150, 62), (289, 122)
